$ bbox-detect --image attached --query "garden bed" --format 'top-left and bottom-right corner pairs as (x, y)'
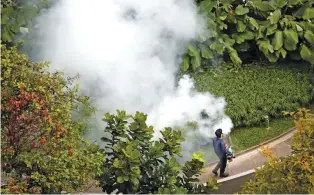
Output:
(230, 117), (294, 152)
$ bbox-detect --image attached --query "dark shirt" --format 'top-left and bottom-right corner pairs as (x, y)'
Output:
(213, 137), (227, 159)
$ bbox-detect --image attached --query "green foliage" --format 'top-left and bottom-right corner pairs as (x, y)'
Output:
(240, 108), (314, 194)
(98, 110), (218, 194)
(1, 0), (51, 45)
(1, 44), (104, 193)
(190, 62), (314, 127)
(182, 0), (314, 71)
(231, 117), (294, 151)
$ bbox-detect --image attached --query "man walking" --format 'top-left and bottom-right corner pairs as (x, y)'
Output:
(212, 128), (229, 177)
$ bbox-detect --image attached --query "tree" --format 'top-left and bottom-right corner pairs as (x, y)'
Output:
(240, 108), (314, 194)
(97, 110), (218, 194)
(1, 44), (104, 193)
(182, 0), (314, 71)
(1, 0), (52, 46)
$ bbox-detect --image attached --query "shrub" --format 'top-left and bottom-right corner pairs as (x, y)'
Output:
(190, 62), (314, 126)
(182, 0), (314, 71)
(1, 44), (104, 193)
(97, 110), (218, 194)
(240, 108), (314, 194)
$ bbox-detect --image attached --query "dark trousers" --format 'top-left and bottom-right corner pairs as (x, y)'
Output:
(213, 155), (227, 175)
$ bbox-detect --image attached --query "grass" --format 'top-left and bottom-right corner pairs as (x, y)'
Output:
(230, 117), (295, 152)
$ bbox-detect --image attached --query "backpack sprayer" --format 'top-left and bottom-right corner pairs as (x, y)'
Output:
(225, 134), (236, 162)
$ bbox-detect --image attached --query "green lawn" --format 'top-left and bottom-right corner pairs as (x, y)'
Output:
(230, 117), (294, 152)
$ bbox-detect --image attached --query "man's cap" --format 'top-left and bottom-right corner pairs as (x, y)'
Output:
(215, 128), (223, 136)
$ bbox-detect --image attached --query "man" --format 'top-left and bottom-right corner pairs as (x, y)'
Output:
(212, 128), (229, 177)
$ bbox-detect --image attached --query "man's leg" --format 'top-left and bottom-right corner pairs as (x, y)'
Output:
(212, 160), (221, 176)
(220, 155), (229, 177)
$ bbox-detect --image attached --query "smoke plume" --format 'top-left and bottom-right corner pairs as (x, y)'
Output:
(29, 0), (233, 162)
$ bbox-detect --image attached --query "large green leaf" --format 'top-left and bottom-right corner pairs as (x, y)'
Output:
(199, 44), (214, 59)
(219, 13), (228, 21)
(221, 34), (235, 46)
(207, 18), (217, 30)
(295, 23), (303, 32)
(1, 28), (14, 42)
(293, 2), (313, 18)
(229, 51), (242, 65)
(187, 44), (199, 57)
(220, 0), (235, 4)
(237, 20), (246, 32)
(217, 19), (228, 30)
(275, 48), (287, 58)
(239, 31), (255, 40)
(257, 39), (274, 55)
(303, 8), (314, 20)
(254, 2), (274, 11)
(199, 0), (216, 12)
(265, 53), (278, 62)
(1, 7), (14, 24)
(272, 31), (283, 50)
(268, 10), (281, 24)
(287, 0), (302, 6)
(270, 0), (287, 9)
(191, 54), (201, 70)
(234, 42), (251, 52)
(248, 17), (259, 30)
(227, 13), (237, 23)
(235, 5), (249, 15)
(266, 24), (278, 36)
(283, 29), (299, 51)
(210, 42), (225, 54)
(256, 25), (267, 39)
(232, 33), (246, 44)
(300, 44), (314, 64)
(304, 31), (314, 46)
(300, 21), (314, 32)
(181, 55), (190, 72)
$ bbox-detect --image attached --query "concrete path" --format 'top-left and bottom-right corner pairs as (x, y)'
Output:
(198, 128), (295, 183)
(84, 127), (296, 193)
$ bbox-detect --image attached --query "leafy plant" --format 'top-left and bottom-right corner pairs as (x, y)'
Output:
(182, 0), (314, 71)
(1, 0), (51, 45)
(97, 110), (218, 194)
(1, 44), (104, 193)
(190, 61), (314, 126)
(240, 108), (314, 194)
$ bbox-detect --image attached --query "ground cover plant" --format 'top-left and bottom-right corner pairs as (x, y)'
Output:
(230, 117), (294, 151)
(190, 61), (314, 127)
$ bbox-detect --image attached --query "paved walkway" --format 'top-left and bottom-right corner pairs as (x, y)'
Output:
(198, 128), (295, 183)
(86, 128), (296, 193)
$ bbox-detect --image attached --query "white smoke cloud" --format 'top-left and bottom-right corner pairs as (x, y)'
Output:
(30, 0), (233, 161)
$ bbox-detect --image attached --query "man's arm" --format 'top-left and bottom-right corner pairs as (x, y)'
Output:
(220, 139), (227, 154)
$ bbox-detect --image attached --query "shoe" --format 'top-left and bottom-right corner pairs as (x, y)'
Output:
(212, 170), (218, 176)
(220, 172), (229, 177)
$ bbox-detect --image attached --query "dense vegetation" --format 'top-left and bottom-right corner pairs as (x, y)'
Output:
(1, 45), (104, 193)
(240, 109), (314, 194)
(97, 110), (218, 194)
(1, 0), (51, 46)
(1, 0), (314, 194)
(0, 45), (219, 194)
(182, 0), (314, 71)
(230, 117), (294, 151)
(190, 62), (314, 126)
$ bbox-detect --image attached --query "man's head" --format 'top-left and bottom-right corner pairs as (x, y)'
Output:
(215, 128), (223, 138)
